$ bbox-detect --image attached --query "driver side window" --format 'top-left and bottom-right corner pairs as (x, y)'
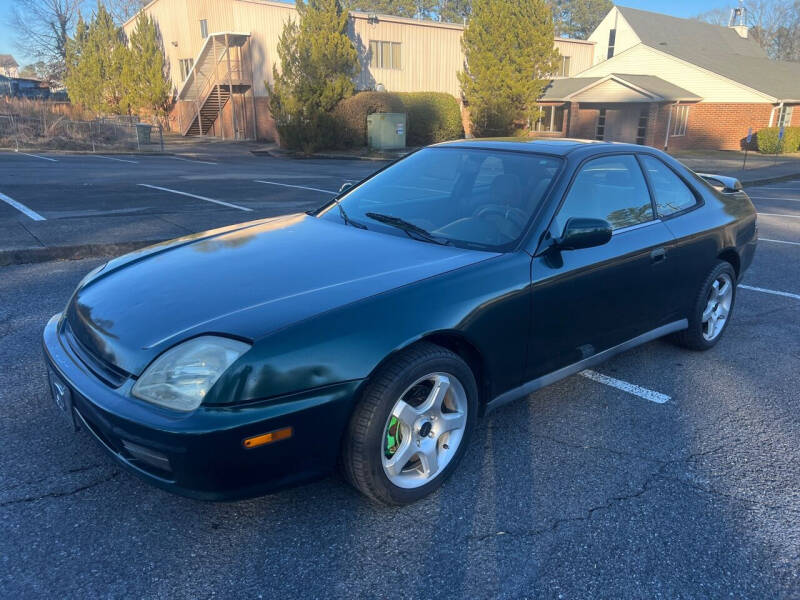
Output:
(554, 155), (653, 235)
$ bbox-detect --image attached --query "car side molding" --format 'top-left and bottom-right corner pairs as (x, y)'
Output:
(486, 319), (689, 413)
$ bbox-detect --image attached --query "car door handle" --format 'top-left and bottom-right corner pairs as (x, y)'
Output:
(650, 247), (667, 264)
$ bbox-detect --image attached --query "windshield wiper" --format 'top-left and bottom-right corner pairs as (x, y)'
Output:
(334, 197), (367, 229)
(365, 212), (451, 246)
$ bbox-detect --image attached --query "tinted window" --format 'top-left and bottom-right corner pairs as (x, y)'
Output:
(554, 155), (653, 234)
(640, 155), (697, 216)
(321, 148), (562, 250)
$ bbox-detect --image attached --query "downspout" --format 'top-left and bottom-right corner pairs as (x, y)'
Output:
(663, 102), (676, 151)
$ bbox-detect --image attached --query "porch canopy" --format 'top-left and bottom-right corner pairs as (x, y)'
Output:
(541, 74), (702, 103)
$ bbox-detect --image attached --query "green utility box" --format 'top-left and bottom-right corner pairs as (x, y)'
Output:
(367, 112), (406, 150)
(135, 123), (152, 145)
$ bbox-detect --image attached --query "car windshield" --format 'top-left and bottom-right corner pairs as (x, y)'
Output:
(319, 147), (562, 250)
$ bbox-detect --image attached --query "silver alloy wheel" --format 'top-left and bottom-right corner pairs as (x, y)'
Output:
(702, 272), (734, 341)
(381, 372), (468, 489)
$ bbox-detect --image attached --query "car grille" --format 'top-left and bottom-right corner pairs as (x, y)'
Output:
(62, 320), (130, 388)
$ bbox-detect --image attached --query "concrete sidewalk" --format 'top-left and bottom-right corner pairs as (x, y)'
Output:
(671, 149), (800, 185)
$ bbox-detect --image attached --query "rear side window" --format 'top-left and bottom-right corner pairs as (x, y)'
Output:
(640, 155), (697, 217)
(554, 154), (653, 233)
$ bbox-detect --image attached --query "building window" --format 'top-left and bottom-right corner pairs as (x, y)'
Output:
(533, 105), (565, 132)
(778, 105), (794, 128)
(636, 107), (648, 145)
(596, 108), (606, 140)
(607, 28), (616, 59)
(369, 41), (401, 70)
(671, 105), (690, 137)
(558, 55), (571, 77)
(179, 58), (194, 81)
(200, 20), (208, 39)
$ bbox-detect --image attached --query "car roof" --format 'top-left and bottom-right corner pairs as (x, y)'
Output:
(432, 138), (650, 157)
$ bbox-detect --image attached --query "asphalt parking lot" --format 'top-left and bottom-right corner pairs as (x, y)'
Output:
(1, 149), (799, 598)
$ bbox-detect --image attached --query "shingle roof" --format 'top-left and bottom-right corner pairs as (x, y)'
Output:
(540, 74), (701, 102)
(618, 5), (800, 101)
(0, 54), (18, 68)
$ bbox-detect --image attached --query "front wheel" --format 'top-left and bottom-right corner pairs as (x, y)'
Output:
(671, 260), (737, 351)
(341, 342), (478, 505)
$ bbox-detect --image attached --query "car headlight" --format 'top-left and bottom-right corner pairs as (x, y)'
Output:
(132, 336), (250, 411)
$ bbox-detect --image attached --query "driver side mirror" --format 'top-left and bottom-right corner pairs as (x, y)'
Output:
(554, 217), (612, 251)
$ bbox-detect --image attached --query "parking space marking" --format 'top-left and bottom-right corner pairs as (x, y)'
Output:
(750, 196), (800, 202)
(137, 184), (252, 212)
(170, 156), (218, 165)
(254, 180), (337, 194)
(94, 155), (138, 164)
(738, 284), (800, 301)
(580, 370), (671, 403)
(0, 191), (46, 221)
(758, 212), (800, 219)
(18, 152), (57, 162)
(761, 238), (800, 247)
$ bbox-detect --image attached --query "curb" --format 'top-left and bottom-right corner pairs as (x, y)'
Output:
(738, 172), (800, 186)
(0, 241), (156, 267)
(251, 148), (406, 161)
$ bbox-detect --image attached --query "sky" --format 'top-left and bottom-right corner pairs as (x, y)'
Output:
(0, 0), (735, 67)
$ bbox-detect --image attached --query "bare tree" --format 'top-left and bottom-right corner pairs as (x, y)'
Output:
(106, 0), (149, 24)
(695, 0), (800, 60)
(8, 0), (82, 81)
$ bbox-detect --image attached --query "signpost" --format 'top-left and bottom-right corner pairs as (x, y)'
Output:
(743, 127), (753, 170)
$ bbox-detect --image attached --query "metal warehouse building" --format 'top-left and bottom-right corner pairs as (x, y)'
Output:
(123, 0), (594, 141)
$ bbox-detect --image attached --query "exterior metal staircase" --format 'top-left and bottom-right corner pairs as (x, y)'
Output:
(177, 32), (255, 139)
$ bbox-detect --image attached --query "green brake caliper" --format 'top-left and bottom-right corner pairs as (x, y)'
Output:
(385, 416), (402, 458)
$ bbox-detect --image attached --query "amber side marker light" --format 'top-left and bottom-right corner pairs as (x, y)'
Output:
(242, 427), (293, 449)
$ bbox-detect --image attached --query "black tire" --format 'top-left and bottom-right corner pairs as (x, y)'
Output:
(341, 342), (478, 505)
(670, 260), (737, 351)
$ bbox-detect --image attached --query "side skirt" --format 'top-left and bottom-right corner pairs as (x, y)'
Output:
(485, 319), (688, 414)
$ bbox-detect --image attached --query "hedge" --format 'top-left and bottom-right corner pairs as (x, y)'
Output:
(331, 90), (463, 148)
(757, 126), (800, 154)
(394, 92), (464, 146)
(331, 91), (404, 147)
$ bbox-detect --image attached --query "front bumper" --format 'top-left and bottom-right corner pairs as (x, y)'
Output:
(42, 314), (362, 501)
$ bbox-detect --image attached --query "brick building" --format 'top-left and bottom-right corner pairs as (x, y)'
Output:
(537, 5), (800, 150)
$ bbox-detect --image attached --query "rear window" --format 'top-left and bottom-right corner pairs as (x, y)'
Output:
(640, 155), (698, 216)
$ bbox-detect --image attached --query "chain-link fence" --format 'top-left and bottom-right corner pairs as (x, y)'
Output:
(0, 113), (165, 153)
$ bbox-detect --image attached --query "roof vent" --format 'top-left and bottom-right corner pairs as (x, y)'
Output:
(729, 3), (748, 38)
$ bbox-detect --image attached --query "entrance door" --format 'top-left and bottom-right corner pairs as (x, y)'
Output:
(603, 106), (641, 143)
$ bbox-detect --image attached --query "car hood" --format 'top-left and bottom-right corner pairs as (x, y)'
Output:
(65, 214), (496, 375)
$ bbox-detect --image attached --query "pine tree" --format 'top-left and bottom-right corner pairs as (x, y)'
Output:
(459, 0), (559, 136)
(64, 4), (127, 114)
(124, 13), (171, 117)
(551, 0), (612, 39)
(269, 0), (360, 151)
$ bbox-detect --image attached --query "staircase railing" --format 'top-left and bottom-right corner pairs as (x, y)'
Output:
(178, 33), (252, 138)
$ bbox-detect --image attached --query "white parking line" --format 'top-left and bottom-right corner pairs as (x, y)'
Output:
(580, 370), (670, 404)
(758, 212), (800, 219)
(761, 238), (800, 246)
(0, 191), (46, 220)
(18, 152), (57, 162)
(749, 196), (800, 202)
(137, 184), (252, 212)
(94, 155), (138, 164)
(254, 180), (337, 194)
(738, 284), (800, 301)
(170, 156), (218, 165)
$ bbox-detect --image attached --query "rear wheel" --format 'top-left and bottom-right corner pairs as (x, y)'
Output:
(671, 260), (736, 351)
(341, 342), (477, 505)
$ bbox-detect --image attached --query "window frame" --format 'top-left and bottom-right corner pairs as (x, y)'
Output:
(635, 153), (703, 221)
(178, 58), (194, 81)
(200, 19), (208, 39)
(607, 28), (616, 59)
(671, 105), (690, 137)
(559, 55), (571, 77)
(778, 105), (794, 128)
(548, 152), (659, 237)
(369, 40), (402, 70)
